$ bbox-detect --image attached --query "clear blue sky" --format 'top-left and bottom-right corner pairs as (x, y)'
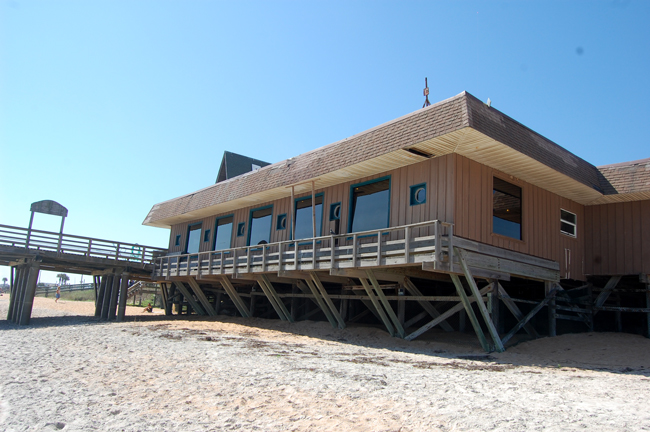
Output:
(1, 0), (649, 283)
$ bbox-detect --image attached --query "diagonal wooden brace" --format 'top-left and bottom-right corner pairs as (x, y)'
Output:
(450, 274), (491, 352)
(501, 287), (559, 345)
(187, 277), (217, 316)
(302, 279), (338, 328)
(218, 277), (250, 318)
(403, 277), (454, 332)
(258, 275), (293, 322)
(366, 270), (404, 338)
(173, 281), (206, 316)
(310, 272), (345, 329)
(359, 277), (396, 337)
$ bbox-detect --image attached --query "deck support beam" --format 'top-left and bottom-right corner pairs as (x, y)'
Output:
(456, 248), (504, 352)
(545, 281), (556, 337)
(501, 286), (559, 345)
(173, 281), (206, 316)
(187, 277), (217, 316)
(310, 272), (345, 329)
(218, 277), (250, 318)
(450, 274), (491, 352)
(258, 274), (293, 322)
(116, 272), (130, 322)
(403, 277), (454, 332)
(13, 260), (41, 325)
(107, 270), (122, 321)
(593, 276), (622, 316)
(497, 283), (540, 338)
(301, 279), (337, 328)
(359, 277), (396, 337)
(366, 270), (404, 338)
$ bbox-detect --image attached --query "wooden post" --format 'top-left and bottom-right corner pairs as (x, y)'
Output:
(545, 281), (556, 337)
(398, 286), (405, 326)
(311, 181), (316, 239)
(488, 280), (500, 335)
(310, 272), (345, 329)
(497, 283), (539, 338)
(95, 275), (107, 318)
(107, 272), (121, 321)
(646, 283), (650, 338)
(290, 284), (298, 321)
(249, 287), (257, 317)
(340, 288), (349, 323)
(301, 279), (337, 328)
(116, 273), (130, 322)
(359, 278), (395, 337)
(19, 261), (40, 325)
(290, 185), (295, 241)
(57, 215), (66, 251)
(7, 266), (20, 321)
(459, 309), (466, 333)
(101, 274), (113, 320)
(218, 277), (250, 318)
(450, 274), (490, 352)
(366, 270), (404, 338)
(615, 291), (622, 332)
(403, 277), (454, 332)
(26, 211), (35, 248)
(173, 281), (206, 315)
(166, 283), (176, 315)
(187, 277), (216, 316)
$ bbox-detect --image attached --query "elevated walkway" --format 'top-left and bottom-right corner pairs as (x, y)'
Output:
(0, 224), (166, 325)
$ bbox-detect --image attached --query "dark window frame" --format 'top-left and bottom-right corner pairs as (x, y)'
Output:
(293, 192), (324, 240)
(185, 222), (203, 254)
(236, 222), (246, 237)
(492, 177), (523, 241)
(348, 176), (391, 234)
(560, 209), (577, 238)
(329, 202), (341, 221)
(213, 214), (235, 251)
(276, 213), (287, 230)
(174, 234), (181, 247)
(247, 204), (274, 246)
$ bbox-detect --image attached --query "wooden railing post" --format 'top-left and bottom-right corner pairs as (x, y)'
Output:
(262, 245), (267, 272)
(246, 247), (251, 273)
(87, 239), (92, 257)
(330, 235), (335, 269)
(404, 227), (410, 264)
(312, 238), (317, 270)
(115, 243), (120, 260)
(352, 234), (358, 267)
(294, 241), (299, 269)
(433, 220), (441, 263)
(376, 231), (382, 266)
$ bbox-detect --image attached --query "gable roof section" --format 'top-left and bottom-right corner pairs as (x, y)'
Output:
(144, 91), (623, 228)
(216, 151), (271, 183)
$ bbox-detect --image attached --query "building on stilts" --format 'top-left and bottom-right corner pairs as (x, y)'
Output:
(143, 91), (650, 352)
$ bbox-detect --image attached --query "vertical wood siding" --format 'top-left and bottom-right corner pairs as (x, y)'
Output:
(584, 200), (650, 276)
(453, 155), (585, 280)
(167, 154), (456, 250)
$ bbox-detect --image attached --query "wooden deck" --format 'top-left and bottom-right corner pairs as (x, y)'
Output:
(153, 220), (560, 282)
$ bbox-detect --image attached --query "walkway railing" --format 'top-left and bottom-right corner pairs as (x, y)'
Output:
(154, 220), (454, 278)
(0, 224), (167, 265)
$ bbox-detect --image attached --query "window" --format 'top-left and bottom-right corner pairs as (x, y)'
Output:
(493, 178), (522, 240)
(174, 235), (181, 247)
(410, 183), (427, 206)
(277, 214), (287, 230)
(560, 209), (577, 237)
(248, 206), (273, 245)
(294, 194), (323, 240)
(329, 202), (341, 221)
(237, 222), (246, 237)
(186, 223), (202, 254)
(349, 177), (390, 233)
(214, 216), (234, 250)
(203, 229), (211, 242)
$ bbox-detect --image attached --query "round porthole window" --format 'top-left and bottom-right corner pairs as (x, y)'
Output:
(414, 187), (426, 204)
(333, 204), (341, 220)
(278, 215), (287, 229)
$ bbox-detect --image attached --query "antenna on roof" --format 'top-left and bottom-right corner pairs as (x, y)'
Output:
(422, 78), (431, 108)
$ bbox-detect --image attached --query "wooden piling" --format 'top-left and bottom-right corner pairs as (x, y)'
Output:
(100, 274), (113, 320)
(545, 281), (556, 337)
(94, 275), (107, 318)
(18, 261), (40, 325)
(107, 272), (121, 321)
(116, 273), (130, 322)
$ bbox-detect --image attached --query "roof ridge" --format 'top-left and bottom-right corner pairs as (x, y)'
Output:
(598, 157), (650, 169)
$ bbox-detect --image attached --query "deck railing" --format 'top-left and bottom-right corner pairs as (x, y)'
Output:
(0, 224), (167, 265)
(153, 220), (454, 278)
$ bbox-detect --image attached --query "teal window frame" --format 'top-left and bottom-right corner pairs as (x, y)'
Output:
(174, 234), (181, 246)
(247, 204), (274, 246)
(236, 222), (246, 237)
(276, 213), (287, 230)
(348, 176), (391, 234)
(185, 222), (202, 254)
(329, 202), (341, 221)
(203, 229), (211, 242)
(213, 214), (235, 250)
(409, 183), (427, 206)
(293, 192), (324, 240)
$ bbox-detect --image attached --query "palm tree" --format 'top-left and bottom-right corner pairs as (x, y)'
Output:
(56, 273), (70, 285)
(1, 277), (7, 287)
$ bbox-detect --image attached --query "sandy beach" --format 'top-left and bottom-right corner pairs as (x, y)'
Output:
(1, 296), (649, 431)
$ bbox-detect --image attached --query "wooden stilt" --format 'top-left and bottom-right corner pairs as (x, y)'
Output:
(7, 266), (21, 321)
(100, 274), (113, 320)
(366, 270), (404, 338)
(290, 285), (298, 321)
(310, 272), (345, 329)
(257, 275), (292, 322)
(459, 309), (466, 332)
(545, 281), (556, 337)
(94, 275), (107, 318)
(214, 291), (222, 315)
(403, 277), (454, 332)
(398, 290), (405, 326)
(107, 272), (121, 321)
(218, 277), (250, 318)
(455, 249), (504, 352)
(159, 282), (168, 312)
(340, 290), (349, 323)
(15, 266), (29, 324)
(497, 283), (540, 338)
(187, 277), (217, 316)
(116, 273), (130, 322)
(19, 261), (40, 325)
(488, 280), (500, 335)
(300, 280), (337, 328)
(173, 281), (206, 315)
(166, 283), (176, 315)
(646, 283), (650, 338)
(359, 278), (396, 337)
(450, 274), (491, 352)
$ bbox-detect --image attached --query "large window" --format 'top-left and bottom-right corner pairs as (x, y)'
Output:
(349, 177), (390, 233)
(186, 223), (202, 254)
(214, 216), (233, 251)
(493, 177), (522, 240)
(248, 206), (273, 246)
(294, 194), (323, 240)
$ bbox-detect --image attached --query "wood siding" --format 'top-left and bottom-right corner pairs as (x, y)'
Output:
(167, 155), (456, 252)
(584, 200), (650, 276)
(453, 155), (585, 280)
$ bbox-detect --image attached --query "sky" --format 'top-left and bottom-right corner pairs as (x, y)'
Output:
(1, 0), (649, 283)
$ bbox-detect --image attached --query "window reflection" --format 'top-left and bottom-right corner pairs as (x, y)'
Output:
(350, 178), (390, 233)
(294, 195), (323, 240)
(186, 223), (202, 254)
(214, 217), (233, 251)
(493, 178), (522, 240)
(248, 207), (273, 245)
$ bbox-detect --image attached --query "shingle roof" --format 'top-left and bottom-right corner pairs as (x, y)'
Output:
(597, 158), (650, 195)
(144, 91), (643, 227)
